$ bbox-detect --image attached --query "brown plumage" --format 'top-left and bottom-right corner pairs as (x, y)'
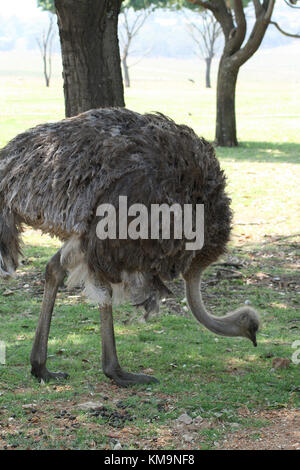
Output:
(0, 108), (259, 387)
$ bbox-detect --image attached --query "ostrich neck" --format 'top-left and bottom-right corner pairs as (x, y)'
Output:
(184, 269), (240, 337)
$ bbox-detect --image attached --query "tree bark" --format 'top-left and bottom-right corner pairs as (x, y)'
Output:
(205, 57), (212, 88)
(55, 0), (124, 117)
(215, 56), (238, 147)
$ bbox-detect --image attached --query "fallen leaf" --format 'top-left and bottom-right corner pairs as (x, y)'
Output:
(272, 358), (291, 369)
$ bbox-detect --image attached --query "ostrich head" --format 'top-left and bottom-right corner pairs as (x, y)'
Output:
(233, 306), (260, 346)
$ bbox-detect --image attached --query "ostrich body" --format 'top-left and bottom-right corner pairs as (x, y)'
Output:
(0, 108), (259, 386)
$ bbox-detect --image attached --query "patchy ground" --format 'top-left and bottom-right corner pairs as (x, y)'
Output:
(220, 408), (300, 450)
(1, 391), (299, 450)
(1, 237), (299, 450)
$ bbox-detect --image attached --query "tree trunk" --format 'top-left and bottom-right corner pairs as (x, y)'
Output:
(43, 56), (50, 87)
(55, 0), (124, 117)
(205, 57), (212, 88)
(215, 56), (239, 147)
(187, 0), (275, 147)
(122, 55), (130, 88)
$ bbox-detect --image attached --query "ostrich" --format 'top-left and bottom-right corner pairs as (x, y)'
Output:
(0, 108), (259, 387)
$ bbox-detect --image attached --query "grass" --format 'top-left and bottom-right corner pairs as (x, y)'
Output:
(0, 49), (299, 450)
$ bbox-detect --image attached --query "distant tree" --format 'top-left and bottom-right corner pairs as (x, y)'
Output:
(184, 9), (222, 88)
(184, 0), (299, 146)
(119, 1), (154, 87)
(36, 13), (55, 87)
(38, 0), (124, 117)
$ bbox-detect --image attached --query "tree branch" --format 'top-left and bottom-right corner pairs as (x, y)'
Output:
(232, 0), (275, 67)
(230, 0), (247, 52)
(211, 1), (235, 42)
(270, 20), (300, 38)
(264, 0), (275, 19)
(253, 0), (263, 18)
(186, 0), (217, 12)
(284, 0), (300, 8)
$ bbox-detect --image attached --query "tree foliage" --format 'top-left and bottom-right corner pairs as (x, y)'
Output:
(37, 0), (56, 14)
(121, 0), (169, 10)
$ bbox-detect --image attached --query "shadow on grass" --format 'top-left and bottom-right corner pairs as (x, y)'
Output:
(3, 306), (298, 415)
(217, 141), (300, 164)
(21, 243), (59, 269)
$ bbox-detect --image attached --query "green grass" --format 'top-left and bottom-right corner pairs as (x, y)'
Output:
(0, 50), (299, 450)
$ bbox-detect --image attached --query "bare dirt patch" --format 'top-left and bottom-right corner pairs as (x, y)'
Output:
(219, 408), (300, 450)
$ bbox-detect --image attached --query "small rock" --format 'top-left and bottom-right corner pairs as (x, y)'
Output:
(77, 401), (104, 411)
(22, 404), (37, 411)
(244, 299), (251, 305)
(177, 413), (193, 425)
(193, 415), (203, 426)
(143, 368), (154, 374)
(3, 290), (14, 296)
(113, 442), (122, 450)
(182, 433), (195, 443)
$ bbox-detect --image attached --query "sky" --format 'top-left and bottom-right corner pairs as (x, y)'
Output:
(0, 0), (299, 56)
(0, 0), (45, 19)
(1, 0), (300, 25)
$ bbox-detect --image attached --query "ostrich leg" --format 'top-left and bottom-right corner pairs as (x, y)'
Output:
(99, 302), (159, 387)
(30, 250), (68, 382)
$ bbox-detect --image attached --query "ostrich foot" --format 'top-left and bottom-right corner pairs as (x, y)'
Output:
(104, 367), (159, 387)
(31, 365), (69, 382)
